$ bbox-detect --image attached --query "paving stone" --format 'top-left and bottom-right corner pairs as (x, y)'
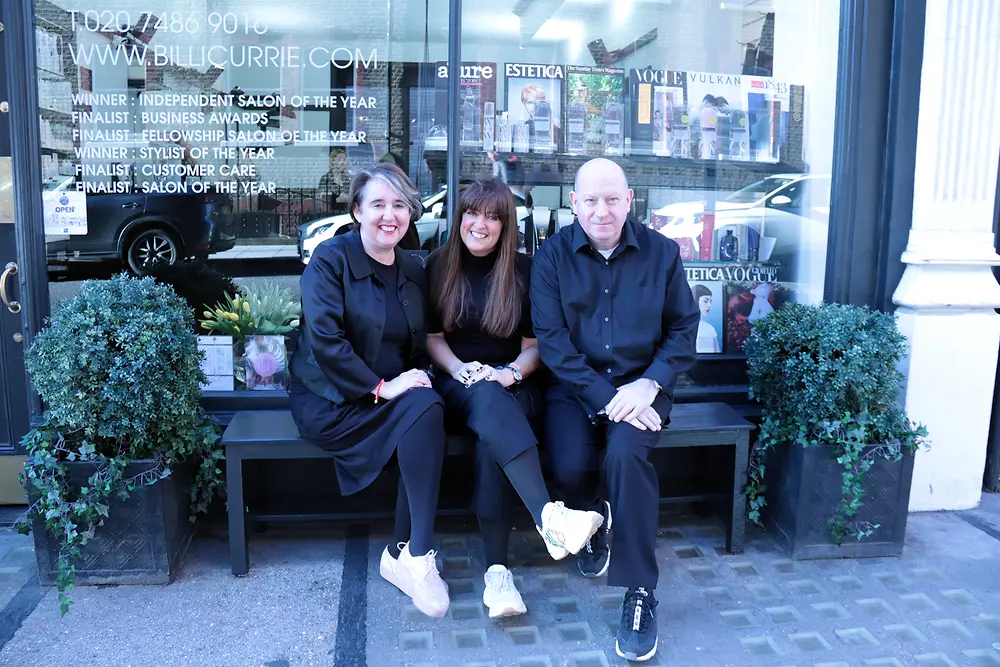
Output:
(515, 658), (554, 667)
(672, 545), (703, 559)
(557, 622), (594, 643)
(450, 601), (485, 621)
(462, 662), (496, 667)
(911, 567), (946, 581)
(815, 663), (851, 667)
(505, 626), (542, 646)
(567, 651), (611, 667)
(962, 650), (1000, 666)
(747, 583), (783, 602)
(766, 605), (805, 624)
(400, 631), (435, 650)
(540, 573), (570, 589)
(772, 559), (798, 573)
(657, 528), (684, 540)
(883, 624), (928, 643)
(452, 629), (488, 649)
(729, 562), (758, 577)
(865, 659), (905, 667)
(720, 610), (757, 628)
(915, 654), (961, 667)
(874, 572), (908, 591)
(835, 627), (880, 647)
(900, 592), (940, 611)
(830, 575), (864, 591)
(812, 602), (852, 620)
(790, 632), (833, 652)
(929, 618), (975, 640)
(597, 592), (622, 610)
(687, 566), (717, 582)
(740, 636), (782, 657)
(790, 579), (826, 596)
(446, 578), (478, 597)
(703, 587), (735, 604)
(941, 589), (977, 606)
(974, 614), (1000, 637)
(551, 597), (582, 615)
(857, 598), (897, 617)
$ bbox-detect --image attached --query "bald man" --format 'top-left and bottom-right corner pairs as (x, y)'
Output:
(531, 158), (699, 662)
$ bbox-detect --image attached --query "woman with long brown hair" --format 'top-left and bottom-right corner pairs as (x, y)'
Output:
(426, 178), (603, 618)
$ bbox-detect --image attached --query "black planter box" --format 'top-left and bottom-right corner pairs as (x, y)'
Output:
(31, 459), (194, 586)
(762, 442), (915, 559)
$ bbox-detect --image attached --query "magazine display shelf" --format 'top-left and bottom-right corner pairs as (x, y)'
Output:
(460, 150), (805, 191)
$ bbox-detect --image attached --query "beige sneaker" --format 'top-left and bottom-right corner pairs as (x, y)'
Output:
(483, 564), (527, 618)
(398, 544), (450, 618)
(379, 542), (412, 597)
(538, 501), (604, 559)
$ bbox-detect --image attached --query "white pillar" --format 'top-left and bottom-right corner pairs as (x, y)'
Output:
(893, 0), (1000, 511)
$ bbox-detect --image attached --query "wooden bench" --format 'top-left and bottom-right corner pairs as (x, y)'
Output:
(221, 402), (754, 576)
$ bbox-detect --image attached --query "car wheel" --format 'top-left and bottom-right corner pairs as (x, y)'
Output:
(126, 228), (179, 274)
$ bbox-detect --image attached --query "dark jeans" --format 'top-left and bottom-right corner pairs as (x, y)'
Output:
(544, 394), (662, 589)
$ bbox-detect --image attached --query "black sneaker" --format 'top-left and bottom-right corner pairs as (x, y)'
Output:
(616, 587), (658, 662)
(577, 500), (612, 577)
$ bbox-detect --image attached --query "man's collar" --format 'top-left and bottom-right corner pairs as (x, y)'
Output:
(571, 217), (641, 254)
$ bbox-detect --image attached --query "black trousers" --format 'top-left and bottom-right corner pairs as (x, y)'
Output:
(435, 376), (542, 522)
(544, 393), (662, 589)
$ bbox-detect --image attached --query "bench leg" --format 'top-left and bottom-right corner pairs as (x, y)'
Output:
(226, 451), (250, 576)
(727, 432), (750, 554)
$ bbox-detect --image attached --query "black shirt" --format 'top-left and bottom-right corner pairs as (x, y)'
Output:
(369, 257), (410, 380)
(530, 218), (699, 417)
(427, 249), (534, 366)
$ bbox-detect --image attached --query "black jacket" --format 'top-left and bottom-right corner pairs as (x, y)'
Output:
(290, 229), (431, 405)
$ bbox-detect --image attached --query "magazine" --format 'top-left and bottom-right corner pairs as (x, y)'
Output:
(504, 63), (564, 153)
(627, 69), (687, 157)
(565, 66), (625, 156)
(435, 61), (498, 149)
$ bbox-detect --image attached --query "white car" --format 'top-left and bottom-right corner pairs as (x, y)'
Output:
(653, 173), (831, 285)
(298, 188), (530, 263)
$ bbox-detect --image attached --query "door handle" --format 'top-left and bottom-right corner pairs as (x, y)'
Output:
(121, 202), (141, 209)
(0, 262), (20, 314)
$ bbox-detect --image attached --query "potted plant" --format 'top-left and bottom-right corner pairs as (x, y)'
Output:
(199, 280), (300, 390)
(15, 274), (224, 614)
(744, 302), (927, 559)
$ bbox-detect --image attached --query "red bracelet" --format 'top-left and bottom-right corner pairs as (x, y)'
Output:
(374, 379), (385, 403)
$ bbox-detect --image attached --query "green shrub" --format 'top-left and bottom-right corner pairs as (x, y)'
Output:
(16, 274), (223, 615)
(744, 302), (926, 543)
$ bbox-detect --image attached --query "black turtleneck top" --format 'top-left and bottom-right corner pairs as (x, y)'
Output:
(427, 249), (533, 366)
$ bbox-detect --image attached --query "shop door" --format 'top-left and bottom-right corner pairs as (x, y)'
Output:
(0, 3), (30, 504)
(0, 164), (29, 505)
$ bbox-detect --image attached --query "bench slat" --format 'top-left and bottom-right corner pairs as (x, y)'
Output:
(222, 402), (753, 451)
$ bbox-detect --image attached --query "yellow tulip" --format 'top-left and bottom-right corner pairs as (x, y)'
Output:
(203, 311), (213, 319)
(215, 309), (226, 318)
(226, 312), (240, 321)
(233, 325), (240, 333)
(243, 301), (251, 313)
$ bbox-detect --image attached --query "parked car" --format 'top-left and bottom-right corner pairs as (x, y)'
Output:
(653, 173), (831, 285)
(44, 176), (236, 275)
(298, 187), (530, 264)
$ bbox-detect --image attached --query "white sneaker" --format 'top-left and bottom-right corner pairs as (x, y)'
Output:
(398, 543), (450, 618)
(482, 565), (527, 618)
(538, 501), (605, 560)
(379, 542), (412, 597)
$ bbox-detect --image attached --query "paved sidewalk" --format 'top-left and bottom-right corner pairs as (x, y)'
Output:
(0, 497), (999, 667)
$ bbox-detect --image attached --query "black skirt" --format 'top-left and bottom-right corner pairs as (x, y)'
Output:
(289, 381), (444, 495)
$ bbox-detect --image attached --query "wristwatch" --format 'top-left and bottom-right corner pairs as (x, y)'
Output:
(505, 363), (523, 384)
(651, 379), (663, 393)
